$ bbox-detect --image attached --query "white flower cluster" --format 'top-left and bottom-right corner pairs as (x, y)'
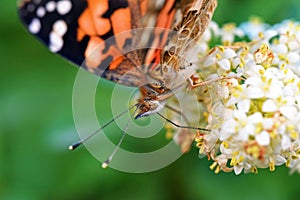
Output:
(171, 19), (300, 174)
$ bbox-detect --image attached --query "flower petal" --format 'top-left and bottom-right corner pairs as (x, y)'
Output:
(256, 131), (270, 145)
(217, 59), (231, 71)
(246, 86), (264, 98)
(262, 99), (278, 112)
(280, 105), (297, 120)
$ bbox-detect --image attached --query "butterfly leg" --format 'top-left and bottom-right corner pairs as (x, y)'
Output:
(187, 74), (243, 89)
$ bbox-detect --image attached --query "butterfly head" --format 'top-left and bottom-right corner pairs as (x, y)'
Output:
(135, 83), (172, 119)
(135, 98), (166, 119)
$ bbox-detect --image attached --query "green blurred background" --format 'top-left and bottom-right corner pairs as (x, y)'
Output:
(1, 0), (300, 199)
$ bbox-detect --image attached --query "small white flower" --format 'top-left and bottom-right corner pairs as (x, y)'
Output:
(287, 52), (300, 63)
(273, 43), (288, 54)
(237, 99), (250, 113)
(280, 105), (297, 120)
(237, 124), (254, 141)
(256, 131), (270, 146)
(216, 84), (229, 98)
(283, 84), (296, 96)
(248, 112), (263, 123)
(234, 165), (244, 175)
(223, 49), (237, 59)
(265, 82), (283, 99)
(217, 59), (231, 71)
(220, 118), (238, 140)
(262, 118), (274, 130)
(262, 99), (277, 112)
(246, 86), (264, 98)
(288, 40), (300, 51)
(281, 135), (292, 150)
(244, 64), (265, 77)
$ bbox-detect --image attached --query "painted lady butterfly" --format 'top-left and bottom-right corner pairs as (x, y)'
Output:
(18, 0), (217, 166)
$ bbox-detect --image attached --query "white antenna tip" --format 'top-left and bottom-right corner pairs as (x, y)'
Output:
(101, 162), (109, 169)
(68, 145), (74, 150)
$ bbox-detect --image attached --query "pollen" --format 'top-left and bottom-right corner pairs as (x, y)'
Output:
(251, 167), (258, 174)
(222, 141), (229, 148)
(216, 53), (222, 59)
(290, 131), (298, 140)
(210, 161), (218, 170)
(269, 161), (275, 171)
(230, 157), (237, 166)
(218, 46), (225, 53)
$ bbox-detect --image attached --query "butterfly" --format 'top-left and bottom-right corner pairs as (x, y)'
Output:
(18, 0), (218, 166)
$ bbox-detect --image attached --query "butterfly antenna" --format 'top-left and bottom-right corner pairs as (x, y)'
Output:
(102, 107), (138, 168)
(156, 112), (210, 132)
(68, 104), (137, 150)
(165, 104), (189, 125)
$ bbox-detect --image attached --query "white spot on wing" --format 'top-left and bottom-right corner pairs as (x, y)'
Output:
(53, 20), (68, 36)
(45, 1), (56, 12)
(36, 7), (46, 18)
(57, 0), (72, 15)
(49, 32), (64, 52)
(28, 18), (41, 34)
(49, 19), (68, 53)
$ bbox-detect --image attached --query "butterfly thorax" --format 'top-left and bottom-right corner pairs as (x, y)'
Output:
(135, 83), (174, 118)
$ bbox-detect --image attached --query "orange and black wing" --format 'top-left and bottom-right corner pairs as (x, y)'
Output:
(18, 0), (179, 86)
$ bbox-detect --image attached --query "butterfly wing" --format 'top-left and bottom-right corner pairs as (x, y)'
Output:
(18, 0), (88, 64)
(18, 0), (180, 87)
(160, 0), (218, 89)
